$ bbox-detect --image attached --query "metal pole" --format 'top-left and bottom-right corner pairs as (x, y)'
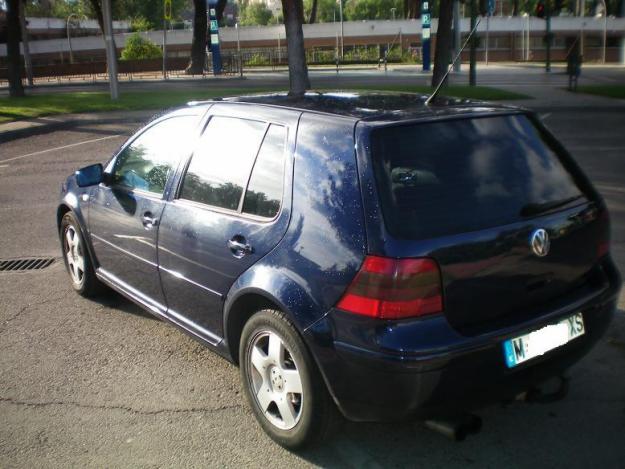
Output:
(546, 5), (551, 72)
(66, 14), (75, 64)
(453, 0), (461, 72)
(391, 7), (396, 20)
(486, 14), (490, 65)
(339, 0), (344, 59)
(278, 32), (281, 63)
(600, 0), (607, 64)
(469, 0), (477, 85)
(19, 1), (34, 86)
(236, 23), (242, 77)
(102, 0), (119, 99)
(163, 19), (167, 79)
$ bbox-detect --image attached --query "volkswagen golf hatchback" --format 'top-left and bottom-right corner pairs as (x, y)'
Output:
(58, 92), (621, 448)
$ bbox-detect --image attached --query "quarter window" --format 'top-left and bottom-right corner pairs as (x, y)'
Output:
(180, 116), (267, 211)
(242, 124), (286, 218)
(112, 116), (197, 195)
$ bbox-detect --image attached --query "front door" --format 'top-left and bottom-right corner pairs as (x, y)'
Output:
(89, 115), (200, 310)
(157, 108), (296, 338)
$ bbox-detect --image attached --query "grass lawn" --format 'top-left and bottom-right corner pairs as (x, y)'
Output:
(0, 85), (529, 124)
(575, 85), (625, 100)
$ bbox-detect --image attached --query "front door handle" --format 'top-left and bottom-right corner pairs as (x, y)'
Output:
(228, 236), (253, 258)
(142, 212), (159, 229)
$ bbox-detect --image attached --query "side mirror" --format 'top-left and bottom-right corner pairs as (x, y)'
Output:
(75, 163), (104, 187)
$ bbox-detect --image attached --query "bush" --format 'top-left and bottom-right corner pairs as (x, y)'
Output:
(130, 17), (152, 32)
(121, 33), (162, 61)
(246, 53), (271, 66)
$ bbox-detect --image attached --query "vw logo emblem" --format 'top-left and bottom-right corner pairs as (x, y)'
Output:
(530, 228), (550, 257)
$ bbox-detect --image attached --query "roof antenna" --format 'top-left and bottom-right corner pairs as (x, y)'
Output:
(425, 18), (482, 106)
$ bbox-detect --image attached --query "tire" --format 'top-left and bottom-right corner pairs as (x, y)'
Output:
(60, 212), (105, 298)
(239, 309), (339, 449)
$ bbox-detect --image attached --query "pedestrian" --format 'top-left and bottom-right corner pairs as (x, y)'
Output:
(567, 39), (582, 92)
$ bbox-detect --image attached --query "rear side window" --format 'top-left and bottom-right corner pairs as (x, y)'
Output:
(371, 114), (585, 239)
(242, 124), (286, 219)
(180, 116), (266, 210)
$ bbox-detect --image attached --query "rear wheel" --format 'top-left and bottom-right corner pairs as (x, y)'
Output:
(60, 212), (104, 297)
(239, 309), (339, 449)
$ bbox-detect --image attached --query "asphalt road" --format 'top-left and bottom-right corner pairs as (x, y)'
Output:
(1, 99), (624, 468)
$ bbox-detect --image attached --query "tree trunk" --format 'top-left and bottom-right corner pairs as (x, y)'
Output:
(216, 0), (228, 20)
(186, 0), (207, 74)
(432, 0), (453, 88)
(308, 0), (318, 23)
(282, 0), (310, 96)
(404, 0), (421, 18)
(512, 0), (519, 15)
(6, 0), (24, 97)
(87, 0), (118, 70)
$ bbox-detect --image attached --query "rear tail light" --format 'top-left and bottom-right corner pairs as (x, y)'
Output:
(336, 256), (443, 320)
(598, 209), (610, 258)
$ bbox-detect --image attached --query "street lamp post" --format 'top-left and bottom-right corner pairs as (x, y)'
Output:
(598, 0), (607, 63)
(339, 0), (344, 59)
(66, 13), (86, 64)
(236, 22), (242, 77)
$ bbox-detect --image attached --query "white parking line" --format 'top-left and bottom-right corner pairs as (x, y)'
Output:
(0, 134), (122, 164)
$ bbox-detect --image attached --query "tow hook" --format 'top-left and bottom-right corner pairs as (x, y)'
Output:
(520, 375), (569, 404)
(423, 413), (482, 442)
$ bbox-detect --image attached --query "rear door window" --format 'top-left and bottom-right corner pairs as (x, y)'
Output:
(180, 116), (266, 211)
(371, 114), (586, 239)
(242, 124), (286, 219)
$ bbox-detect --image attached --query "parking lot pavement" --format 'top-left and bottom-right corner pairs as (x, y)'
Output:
(1, 109), (624, 468)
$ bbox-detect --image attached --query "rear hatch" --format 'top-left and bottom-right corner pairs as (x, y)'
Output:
(368, 112), (610, 334)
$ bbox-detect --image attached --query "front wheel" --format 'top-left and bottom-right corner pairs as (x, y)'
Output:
(239, 309), (339, 449)
(60, 212), (104, 297)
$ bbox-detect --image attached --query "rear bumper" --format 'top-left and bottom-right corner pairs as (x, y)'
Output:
(304, 260), (620, 422)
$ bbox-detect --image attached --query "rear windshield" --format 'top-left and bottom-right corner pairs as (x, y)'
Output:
(371, 114), (586, 239)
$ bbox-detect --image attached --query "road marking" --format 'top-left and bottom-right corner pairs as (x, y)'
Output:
(0, 134), (122, 164)
(0, 164), (8, 168)
(540, 113), (552, 120)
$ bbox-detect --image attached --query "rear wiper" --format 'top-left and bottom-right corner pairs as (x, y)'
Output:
(520, 195), (585, 217)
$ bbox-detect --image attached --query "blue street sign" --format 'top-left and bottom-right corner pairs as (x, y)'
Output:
(487, 0), (495, 15)
(421, 1), (431, 71)
(208, 2), (222, 75)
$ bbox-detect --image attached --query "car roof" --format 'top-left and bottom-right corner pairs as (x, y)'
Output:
(188, 91), (522, 123)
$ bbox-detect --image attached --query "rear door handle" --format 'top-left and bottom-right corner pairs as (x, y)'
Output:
(142, 213), (159, 229)
(228, 237), (253, 257)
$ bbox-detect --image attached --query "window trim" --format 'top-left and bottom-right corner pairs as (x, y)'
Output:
(174, 115), (288, 223)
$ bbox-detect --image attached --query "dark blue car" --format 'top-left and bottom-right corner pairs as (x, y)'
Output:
(58, 92), (621, 448)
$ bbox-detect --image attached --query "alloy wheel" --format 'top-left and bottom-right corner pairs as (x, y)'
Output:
(64, 225), (85, 286)
(247, 330), (304, 430)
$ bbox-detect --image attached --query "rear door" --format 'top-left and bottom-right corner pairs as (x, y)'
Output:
(361, 113), (609, 334)
(89, 115), (200, 309)
(157, 105), (297, 338)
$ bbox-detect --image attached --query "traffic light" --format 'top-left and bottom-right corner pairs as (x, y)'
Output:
(536, 0), (546, 17)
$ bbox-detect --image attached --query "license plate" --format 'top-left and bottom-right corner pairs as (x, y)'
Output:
(503, 313), (585, 368)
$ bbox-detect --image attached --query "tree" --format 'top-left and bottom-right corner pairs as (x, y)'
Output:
(303, 0), (337, 22)
(186, 0), (207, 74)
(308, 0), (318, 22)
(240, 2), (274, 25)
(431, 0), (453, 88)
(282, 0), (310, 96)
(6, 0), (24, 97)
(344, 0), (404, 20)
(404, 0), (421, 17)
